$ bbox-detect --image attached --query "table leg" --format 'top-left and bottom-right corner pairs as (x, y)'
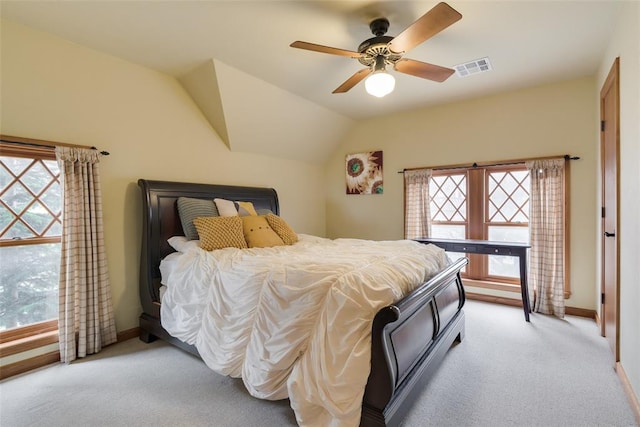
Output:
(519, 253), (531, 322)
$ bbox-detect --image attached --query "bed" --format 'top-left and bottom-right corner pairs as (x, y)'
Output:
(138, 179), (468, 427)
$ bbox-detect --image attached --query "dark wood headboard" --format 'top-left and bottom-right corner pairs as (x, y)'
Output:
(138, 179), (279, 317)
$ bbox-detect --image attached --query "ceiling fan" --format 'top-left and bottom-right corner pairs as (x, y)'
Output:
(290, 2), (462, 97)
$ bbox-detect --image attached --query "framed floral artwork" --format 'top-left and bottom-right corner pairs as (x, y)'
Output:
(345, 151), (383, 195)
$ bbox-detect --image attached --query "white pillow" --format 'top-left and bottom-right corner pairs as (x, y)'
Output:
(168, 235), (201, 253)
(214, 198), (239, 217)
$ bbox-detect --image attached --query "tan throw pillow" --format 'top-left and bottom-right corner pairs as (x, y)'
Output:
(241, 215), (284, 248)
(265, 213), (298, 245)
(193, 216), (247, 250)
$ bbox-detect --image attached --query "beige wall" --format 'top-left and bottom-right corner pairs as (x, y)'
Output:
(0, 20), (327, 347)
(325, 77), (598, 311)
(597, 0), (640, 409)
(2, 8), (638, 410)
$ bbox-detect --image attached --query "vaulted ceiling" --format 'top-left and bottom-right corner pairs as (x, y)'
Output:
(1, 1), (623, 163)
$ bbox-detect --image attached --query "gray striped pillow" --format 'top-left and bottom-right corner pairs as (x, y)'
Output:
(177, 197), (219, 240)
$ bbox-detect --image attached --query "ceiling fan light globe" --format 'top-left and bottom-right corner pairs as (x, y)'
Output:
(365, 72), (395, 97)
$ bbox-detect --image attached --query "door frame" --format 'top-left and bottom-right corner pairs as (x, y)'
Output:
(599, 57), (620, 361)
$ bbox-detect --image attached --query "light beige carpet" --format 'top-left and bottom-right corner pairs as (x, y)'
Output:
(1, 301), (637, 426)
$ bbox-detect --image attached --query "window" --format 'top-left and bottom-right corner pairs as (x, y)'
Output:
(0, 143), (61, 336)
(429, 165), (530, 288)
(405, 157), (570, 298)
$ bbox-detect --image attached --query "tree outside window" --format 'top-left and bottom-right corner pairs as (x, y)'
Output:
(0, 146), (61, 332)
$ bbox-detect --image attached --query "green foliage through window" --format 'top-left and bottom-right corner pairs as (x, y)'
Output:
(0, 243), (60, 330)
(0, 151), (61, 331)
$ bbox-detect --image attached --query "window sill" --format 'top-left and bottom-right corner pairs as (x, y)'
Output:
(462, 278), (521, 293)
(463, 278), (571, 299)
(0, 330), (59, 358)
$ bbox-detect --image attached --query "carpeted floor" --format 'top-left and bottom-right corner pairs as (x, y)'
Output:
(1, 300), (637, 427)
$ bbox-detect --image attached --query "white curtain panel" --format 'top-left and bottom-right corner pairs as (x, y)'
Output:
(56, 147), (117, 363)
(526, 159), (565, 318)
(404, 169), (432, 239)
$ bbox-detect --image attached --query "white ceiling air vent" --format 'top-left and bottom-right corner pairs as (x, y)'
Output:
(454, 57), (492, 77)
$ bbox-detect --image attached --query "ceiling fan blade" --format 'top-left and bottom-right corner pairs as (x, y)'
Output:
(290, 41), (363, 58)
(394, 58), (455, 82)
(333, 68), (372, 93)
(388, 2), (462, 54)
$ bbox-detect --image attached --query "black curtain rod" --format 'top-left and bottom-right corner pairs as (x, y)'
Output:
(398, 154), (580, 174)
(0, 138), (110, 156)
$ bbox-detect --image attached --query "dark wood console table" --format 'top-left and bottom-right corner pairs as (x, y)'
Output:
(415, 238), (532, 322)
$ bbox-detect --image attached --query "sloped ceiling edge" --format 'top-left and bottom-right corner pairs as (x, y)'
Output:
(179, 59), (230, 149)
(180, 58), (354, 165)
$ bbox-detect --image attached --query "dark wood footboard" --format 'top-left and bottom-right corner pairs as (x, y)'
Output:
(362, 257), (468, 427)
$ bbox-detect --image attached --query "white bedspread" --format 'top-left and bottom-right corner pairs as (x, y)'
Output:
(160, 234), (448, 427)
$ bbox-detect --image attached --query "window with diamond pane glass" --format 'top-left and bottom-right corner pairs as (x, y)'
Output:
(409, 160), (568, 294)
(429, 173), (468, 272)
(430, 174), (466, 222)
(0, 152), (61, 331)
(488, 170), (530, 224)
(486, 169), (529, 278)
(426, 166), (530, 283)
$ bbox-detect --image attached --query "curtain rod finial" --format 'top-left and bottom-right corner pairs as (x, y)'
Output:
(90, 146), (110, 156)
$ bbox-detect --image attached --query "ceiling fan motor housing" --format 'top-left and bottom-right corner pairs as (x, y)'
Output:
(357, 18), (402, 67)
(358, 35), (393, 53)
(358, 35), (400, 67)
